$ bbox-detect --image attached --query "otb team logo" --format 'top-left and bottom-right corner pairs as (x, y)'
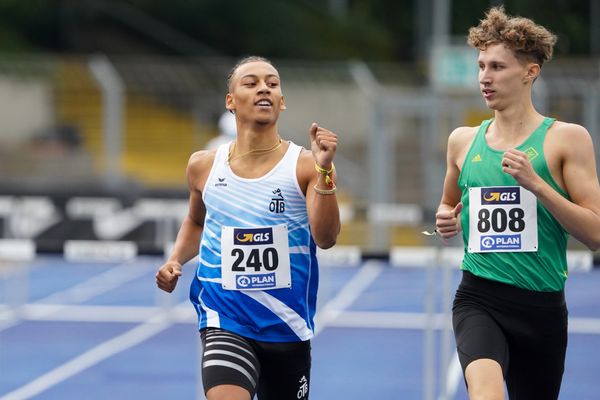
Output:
(481, 187), (520, 205)
(233, 227), (273, 245)
(297, 375), (308, 399)
(269, 188), (285, 214)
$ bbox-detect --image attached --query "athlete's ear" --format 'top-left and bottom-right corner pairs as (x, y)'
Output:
(523, 63), (540, 84)
(280, 96), (286, 111)
(225, 93), (235, 112)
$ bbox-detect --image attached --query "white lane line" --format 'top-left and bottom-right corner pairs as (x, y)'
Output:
(13, 302), (600, 334)
(314, 260), (385, 335)
(325, 311), (600, 334)
(36, 261), (151, 304)
(0, 301), (187, 400)
(326, 310), (446, 330)
(16, 304), (195, 323)
(568, 317), (600, 334)
(0, 260), (152, 332)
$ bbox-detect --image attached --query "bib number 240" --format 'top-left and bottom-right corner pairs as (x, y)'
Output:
(231, 248), (279, 272)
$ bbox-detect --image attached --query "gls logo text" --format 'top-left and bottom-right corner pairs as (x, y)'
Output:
(233, 227), (274, 245)
(481, 187), (520, 205)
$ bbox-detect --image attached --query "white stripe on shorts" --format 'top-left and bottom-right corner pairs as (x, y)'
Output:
(203, 360), (256, 388)
(204, 340), (255, 358)
(204, 349), (258, 374)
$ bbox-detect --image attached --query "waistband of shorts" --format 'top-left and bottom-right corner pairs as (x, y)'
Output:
(459, 270), (565, 306)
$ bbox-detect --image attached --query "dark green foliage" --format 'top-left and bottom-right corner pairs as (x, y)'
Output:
(0, 0), (593, 60)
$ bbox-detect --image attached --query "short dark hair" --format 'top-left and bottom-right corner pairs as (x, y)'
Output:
(226, 56), (274, 91)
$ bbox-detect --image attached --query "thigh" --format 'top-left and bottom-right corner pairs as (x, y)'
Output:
(200, 328), (260, 398)
(255, 340), (311, 400)
(453, 297), (510, 376)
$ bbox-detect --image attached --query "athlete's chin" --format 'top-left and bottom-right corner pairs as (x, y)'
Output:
(484, 100), (501, 111)
(254, 116), (277, 126)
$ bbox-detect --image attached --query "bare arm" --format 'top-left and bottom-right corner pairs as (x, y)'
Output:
(156, 151), (212, 292)
(300, 123), (340, 249)
(503, 124), (600, 250)
(435, 127), (475, 239)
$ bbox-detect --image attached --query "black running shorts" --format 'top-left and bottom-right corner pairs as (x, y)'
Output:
(200, 327), (311, 400)
(452, 271), (568, 399)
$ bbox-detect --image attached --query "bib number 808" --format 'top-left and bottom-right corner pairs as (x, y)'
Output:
(231, 248), (279, 272)
(477, 208), (525, 233)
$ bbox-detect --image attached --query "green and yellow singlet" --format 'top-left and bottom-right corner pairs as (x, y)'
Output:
(458, 117), (570, 292)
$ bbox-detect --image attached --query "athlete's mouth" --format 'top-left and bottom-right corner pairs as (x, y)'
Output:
(255, 99), (272, 106)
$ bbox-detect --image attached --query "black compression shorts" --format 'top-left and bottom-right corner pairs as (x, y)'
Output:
(452, 271), (568, 399)
(200, 327), (311, 400)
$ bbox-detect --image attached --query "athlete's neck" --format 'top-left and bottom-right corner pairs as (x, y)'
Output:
(234, 123), (280, 153)
(491, 101), (544, 141)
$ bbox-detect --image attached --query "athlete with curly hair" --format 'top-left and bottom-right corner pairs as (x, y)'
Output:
(435, 6), (600, 400)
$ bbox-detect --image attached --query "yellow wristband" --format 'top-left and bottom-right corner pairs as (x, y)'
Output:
(315, 162), (335, 188)
(314, 162), (335, 175)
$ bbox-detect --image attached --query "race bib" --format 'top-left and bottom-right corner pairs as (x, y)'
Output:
(468, 186), (538, 253)
(221, 224), (291, 290)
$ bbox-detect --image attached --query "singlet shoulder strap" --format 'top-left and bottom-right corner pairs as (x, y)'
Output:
(213, 141), (231, 165)
(201, 141), (232, 197)
(522, 117), (556, 148)
(477, 119), (493, 136)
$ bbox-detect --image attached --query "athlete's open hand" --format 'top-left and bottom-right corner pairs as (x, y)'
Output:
(502, 149), (542, 192)
(435, 202), (463, 239)
(309, 123), (337, 169)
(156, 261), (182, 293)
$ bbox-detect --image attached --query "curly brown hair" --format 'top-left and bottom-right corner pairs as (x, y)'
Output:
(467, 6), (557, 66)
